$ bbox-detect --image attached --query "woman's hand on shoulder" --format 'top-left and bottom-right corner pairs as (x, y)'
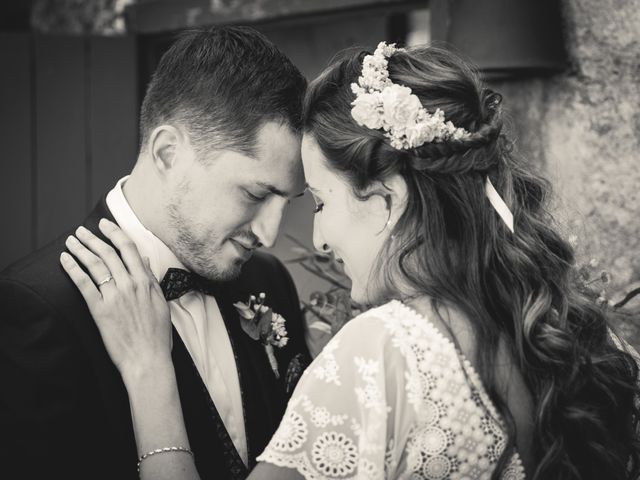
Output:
(60, 218), (172, 383)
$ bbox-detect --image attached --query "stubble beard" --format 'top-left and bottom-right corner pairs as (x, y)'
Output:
(166, 204), (245, 282)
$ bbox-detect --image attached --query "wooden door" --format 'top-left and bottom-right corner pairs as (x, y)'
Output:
(0, 33), (138, 270)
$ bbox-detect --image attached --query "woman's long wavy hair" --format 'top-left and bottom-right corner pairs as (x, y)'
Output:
(303, 45), (640, 479)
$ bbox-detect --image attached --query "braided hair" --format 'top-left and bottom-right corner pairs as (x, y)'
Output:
(302, 45), (640, 479)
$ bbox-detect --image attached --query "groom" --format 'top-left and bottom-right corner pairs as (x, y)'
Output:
(0, 26), (309, 479)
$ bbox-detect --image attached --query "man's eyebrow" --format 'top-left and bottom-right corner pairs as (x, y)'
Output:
(256, 182), (305, 199)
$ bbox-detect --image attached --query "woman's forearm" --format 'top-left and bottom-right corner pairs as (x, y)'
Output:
(123, 361), (201, 480)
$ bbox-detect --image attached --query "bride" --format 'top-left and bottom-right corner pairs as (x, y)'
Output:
(61, 42), (640, 479)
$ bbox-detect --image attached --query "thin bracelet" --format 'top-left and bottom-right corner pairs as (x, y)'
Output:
(137, 446), (194, 474)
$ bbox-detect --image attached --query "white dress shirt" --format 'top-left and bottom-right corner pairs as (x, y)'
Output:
(106, 176), (248, 465)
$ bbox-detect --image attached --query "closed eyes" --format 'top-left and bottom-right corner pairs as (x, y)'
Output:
(306, 184), (324, 214)
(312, 200), (324, 214)
(244, 190), (268, 202)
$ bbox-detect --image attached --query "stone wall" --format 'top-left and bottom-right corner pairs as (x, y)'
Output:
(492, 0), (640, 342)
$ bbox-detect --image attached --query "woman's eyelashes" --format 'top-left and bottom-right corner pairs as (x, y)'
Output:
(313, 201), (324, 214)
(311, 194), (324, 213)
(306, 186), (324, 213)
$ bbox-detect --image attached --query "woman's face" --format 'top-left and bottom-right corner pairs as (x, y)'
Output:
(301, 134), (400, 304)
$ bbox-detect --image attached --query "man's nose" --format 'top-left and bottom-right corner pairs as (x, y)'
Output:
(251, 200), (286, 249)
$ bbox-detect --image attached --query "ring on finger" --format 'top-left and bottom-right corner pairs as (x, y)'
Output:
(97, 274), (114, 287)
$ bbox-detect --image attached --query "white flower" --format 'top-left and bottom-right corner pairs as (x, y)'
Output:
(405, 123), (436, 148)
(349, 41), (471, 151)
(359, 57), (390, 91)
(451, 127), (470, 141)
(351, 91), (384, 129)
(356, 42), (401, 91)
(270, 312), (289, 348)
(351, 83), (366, 96)
(381, 84), (422, 130)
(378, 41), (402, 57)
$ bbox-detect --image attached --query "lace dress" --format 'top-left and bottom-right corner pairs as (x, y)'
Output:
(257, 300), (526, 479)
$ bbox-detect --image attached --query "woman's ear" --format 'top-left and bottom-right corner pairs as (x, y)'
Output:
(366, 173), (408, 235)
(148, 125), (182, 173)
(383, 173), (409, 227)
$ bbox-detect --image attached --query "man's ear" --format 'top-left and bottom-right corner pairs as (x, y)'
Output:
(148, 125), (183, 173)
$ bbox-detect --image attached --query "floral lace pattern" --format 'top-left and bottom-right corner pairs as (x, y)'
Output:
(271, 409), (309, 452)
(312, 432), (358, 476)
(257, 300), (525, 479)
(311, 339), (342, 386)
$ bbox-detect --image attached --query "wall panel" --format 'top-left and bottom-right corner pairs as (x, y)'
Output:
(89, 36), (138, 206)
(35, 35), (86, 247)
(0, 34), (33, 269)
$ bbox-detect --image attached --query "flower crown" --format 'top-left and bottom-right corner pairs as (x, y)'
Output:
(350, 42), (471, 150)
(350, 42), (515, 234)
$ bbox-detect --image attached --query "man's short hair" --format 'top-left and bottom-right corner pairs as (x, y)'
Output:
(139, 25), (307, 157)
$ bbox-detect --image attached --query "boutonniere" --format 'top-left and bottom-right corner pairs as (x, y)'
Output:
(233, 293), (289, 378)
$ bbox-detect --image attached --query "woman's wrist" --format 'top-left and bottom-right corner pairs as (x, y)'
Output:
(121, 355), (175, 388)
(122, 357), (192, 463)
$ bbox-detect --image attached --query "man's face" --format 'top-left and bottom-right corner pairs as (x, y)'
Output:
(163, 121), (304, 280)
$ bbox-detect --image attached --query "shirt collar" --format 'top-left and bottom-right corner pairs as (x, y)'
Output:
(106, 175), (186, 282)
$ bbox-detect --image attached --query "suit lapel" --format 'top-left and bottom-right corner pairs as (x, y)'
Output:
(168, 277), (283, 473)
(171, 327), (248, 479)
(216, 282), (286, 468)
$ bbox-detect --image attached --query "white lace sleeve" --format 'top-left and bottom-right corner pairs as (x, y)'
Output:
(257, 300), (526, 479)
(256, 312), (395, 479)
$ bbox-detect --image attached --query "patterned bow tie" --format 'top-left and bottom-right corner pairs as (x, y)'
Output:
(160, 268), (219, 301)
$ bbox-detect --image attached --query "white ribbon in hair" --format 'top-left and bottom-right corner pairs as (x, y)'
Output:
(485, 177), (514, 233)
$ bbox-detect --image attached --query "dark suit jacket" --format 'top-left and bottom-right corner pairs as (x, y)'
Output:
(0, 197), (309, 480)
